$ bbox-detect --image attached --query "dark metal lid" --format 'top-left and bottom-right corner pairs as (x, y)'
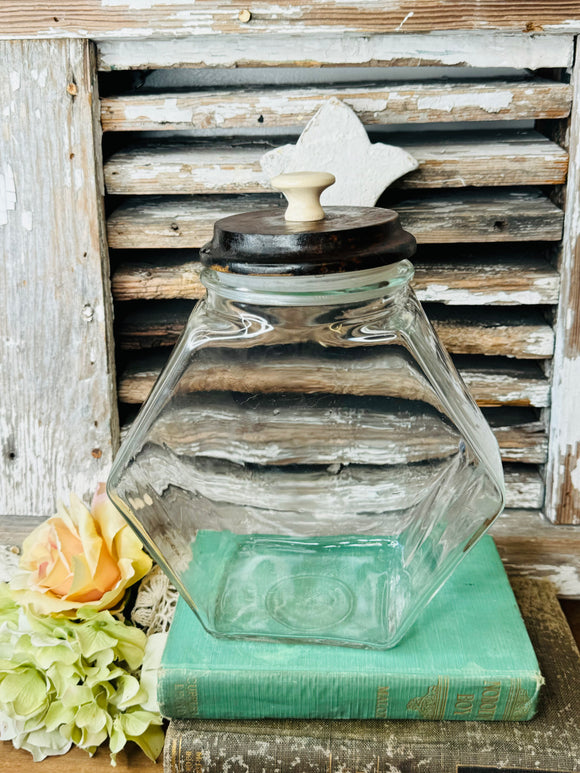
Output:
(199, 172), (416, 276)
(200, 205), (416, 276)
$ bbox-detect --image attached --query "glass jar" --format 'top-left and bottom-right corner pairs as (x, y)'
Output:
(107, 172), (505, 649)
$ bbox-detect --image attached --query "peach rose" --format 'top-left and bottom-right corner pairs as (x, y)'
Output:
(10, 484), (152, 616)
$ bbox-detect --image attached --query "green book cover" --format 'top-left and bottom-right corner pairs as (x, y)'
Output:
(158, 535), (543, 721)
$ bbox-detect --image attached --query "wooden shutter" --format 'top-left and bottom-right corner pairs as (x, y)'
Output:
(97, 35), (580, 594)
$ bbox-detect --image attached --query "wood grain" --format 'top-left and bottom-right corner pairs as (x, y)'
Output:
(103, 132), (568, 194)
(0, 742), (157, 771)
(117, 353), (551, 408)
(545, 44), (580, 526)
(106, 191), (564, 250)
(121, 401), (547, 466)
(116, 302), (554, 359)
(100, 80), (572, 131)
(2, 1), (580, 39)
(111, 252), (560, 306)
(0, 40), (118, 516)
(491, 511), (580, 597)
(97, 32), (575, 71)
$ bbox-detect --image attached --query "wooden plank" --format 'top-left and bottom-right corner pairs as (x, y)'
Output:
(111, 251), (560, 306)
(116, 302), (554, 359)
(545, 42), (580, 525)
(0, 743), (157, 771)
(503, 466), (544, 510)
(98, 30), (574, 70)
(121, 401), (546, 466)
(100, 79), (572, 131)
(106, 191), (564, 250)
(117, 352), (551, 408)
(130, 443), (540, 514)
(3, 2), (580, 39)
(491, 510), (580, 597)
(97, 33), (575, 71)
(0, 40), (118, 517)
(103, 133), (568, 195)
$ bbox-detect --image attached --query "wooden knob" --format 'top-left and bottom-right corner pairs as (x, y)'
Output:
(271, 171), (336, 222)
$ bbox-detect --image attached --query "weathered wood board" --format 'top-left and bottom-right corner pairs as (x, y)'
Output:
(111, 252), (560, 306)
(103, 132), (568, 194)
(115, 301), (554, 359)
(545, 41), (580, 526)
(107, 191), (564, 250)
(100, 79), (572, 131)
(0, 40), (118, 516)
(121, 399), (547, 465)
(97, 32), (575, 71)
(2, 2), (580, 39)
(118, 353), (551, 408)
(491, 511), (580, 597)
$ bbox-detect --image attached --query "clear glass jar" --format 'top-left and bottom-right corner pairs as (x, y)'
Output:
(107, 174), (505, 649)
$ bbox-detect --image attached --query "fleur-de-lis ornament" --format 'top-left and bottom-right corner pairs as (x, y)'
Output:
(261, 97), (418, 206)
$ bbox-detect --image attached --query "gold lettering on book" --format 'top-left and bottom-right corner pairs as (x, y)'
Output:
(453, 692), (475, 716)
(188, 678), (199, 717)
(407, 677), (450, 719)
(195, 750), (204, 773)
(476, 680), (502, 719)
(375, 686), (389, 718)
(503, 678), (533, 720)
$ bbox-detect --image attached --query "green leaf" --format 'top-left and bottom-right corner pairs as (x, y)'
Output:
(61, 684), (94, 708)
(43, 701), (75, 732)
(75, 702), (108, 732)
(0, 671), (26, 702)
(75, 625), (117, 659)
(12, 671), (48, 717)
(110, 674), (142, 710)
(126, 724), (165, 762)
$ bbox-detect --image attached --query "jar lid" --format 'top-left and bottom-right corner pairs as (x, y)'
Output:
(200, 172), (416, 276)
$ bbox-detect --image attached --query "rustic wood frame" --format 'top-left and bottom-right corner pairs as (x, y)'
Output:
(2, 1), (580, 595)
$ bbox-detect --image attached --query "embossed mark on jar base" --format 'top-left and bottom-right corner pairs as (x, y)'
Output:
(265, 574), (355, 632)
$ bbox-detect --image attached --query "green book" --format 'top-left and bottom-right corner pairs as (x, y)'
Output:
(158, 536), (543, 721)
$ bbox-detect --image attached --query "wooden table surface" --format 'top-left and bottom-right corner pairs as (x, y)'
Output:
(1, 600), (578, 771)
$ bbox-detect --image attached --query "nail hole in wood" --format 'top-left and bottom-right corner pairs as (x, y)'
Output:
(493, 220), (507, 232)
(170, 222), (180, 232)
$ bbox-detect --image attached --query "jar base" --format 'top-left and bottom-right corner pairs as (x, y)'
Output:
(185, 530), (411, 648)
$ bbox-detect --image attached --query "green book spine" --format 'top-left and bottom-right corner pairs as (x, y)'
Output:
(158, 537), (543, 721)
(158, 669), (542, 720)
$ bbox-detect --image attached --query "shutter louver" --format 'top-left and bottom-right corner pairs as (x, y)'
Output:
(101, 67), (569, 515)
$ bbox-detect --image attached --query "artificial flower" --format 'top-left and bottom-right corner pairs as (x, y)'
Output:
(10, 484), (152, 616)
(0, 583), (164, 764)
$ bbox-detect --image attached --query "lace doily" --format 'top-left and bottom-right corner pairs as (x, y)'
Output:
(0, 545), (20, 583)
(131, 565), (178, 635)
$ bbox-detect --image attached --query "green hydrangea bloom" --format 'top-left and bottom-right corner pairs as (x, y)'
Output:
(0, 584), (164, 765)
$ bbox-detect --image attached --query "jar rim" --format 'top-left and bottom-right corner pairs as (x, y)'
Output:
(202, 259), (415, 307)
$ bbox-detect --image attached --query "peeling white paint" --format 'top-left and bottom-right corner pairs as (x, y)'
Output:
(417, 90), (513, 113)
(570, 457), (580, 491)
(98, 32), (574, 71)
(0, 164), (16, 226)
(395, 10), (414, 31)
(9, 72), (20, 92)
(20, 210), (32, 231)
(74, 168), (84, 190)
(261, 98), (418, 206)
(124, 98), (194, 125)
(101, 0), (194, 6)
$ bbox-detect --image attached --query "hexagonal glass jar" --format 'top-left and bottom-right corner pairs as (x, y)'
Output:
(107, 178), (505, 649)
